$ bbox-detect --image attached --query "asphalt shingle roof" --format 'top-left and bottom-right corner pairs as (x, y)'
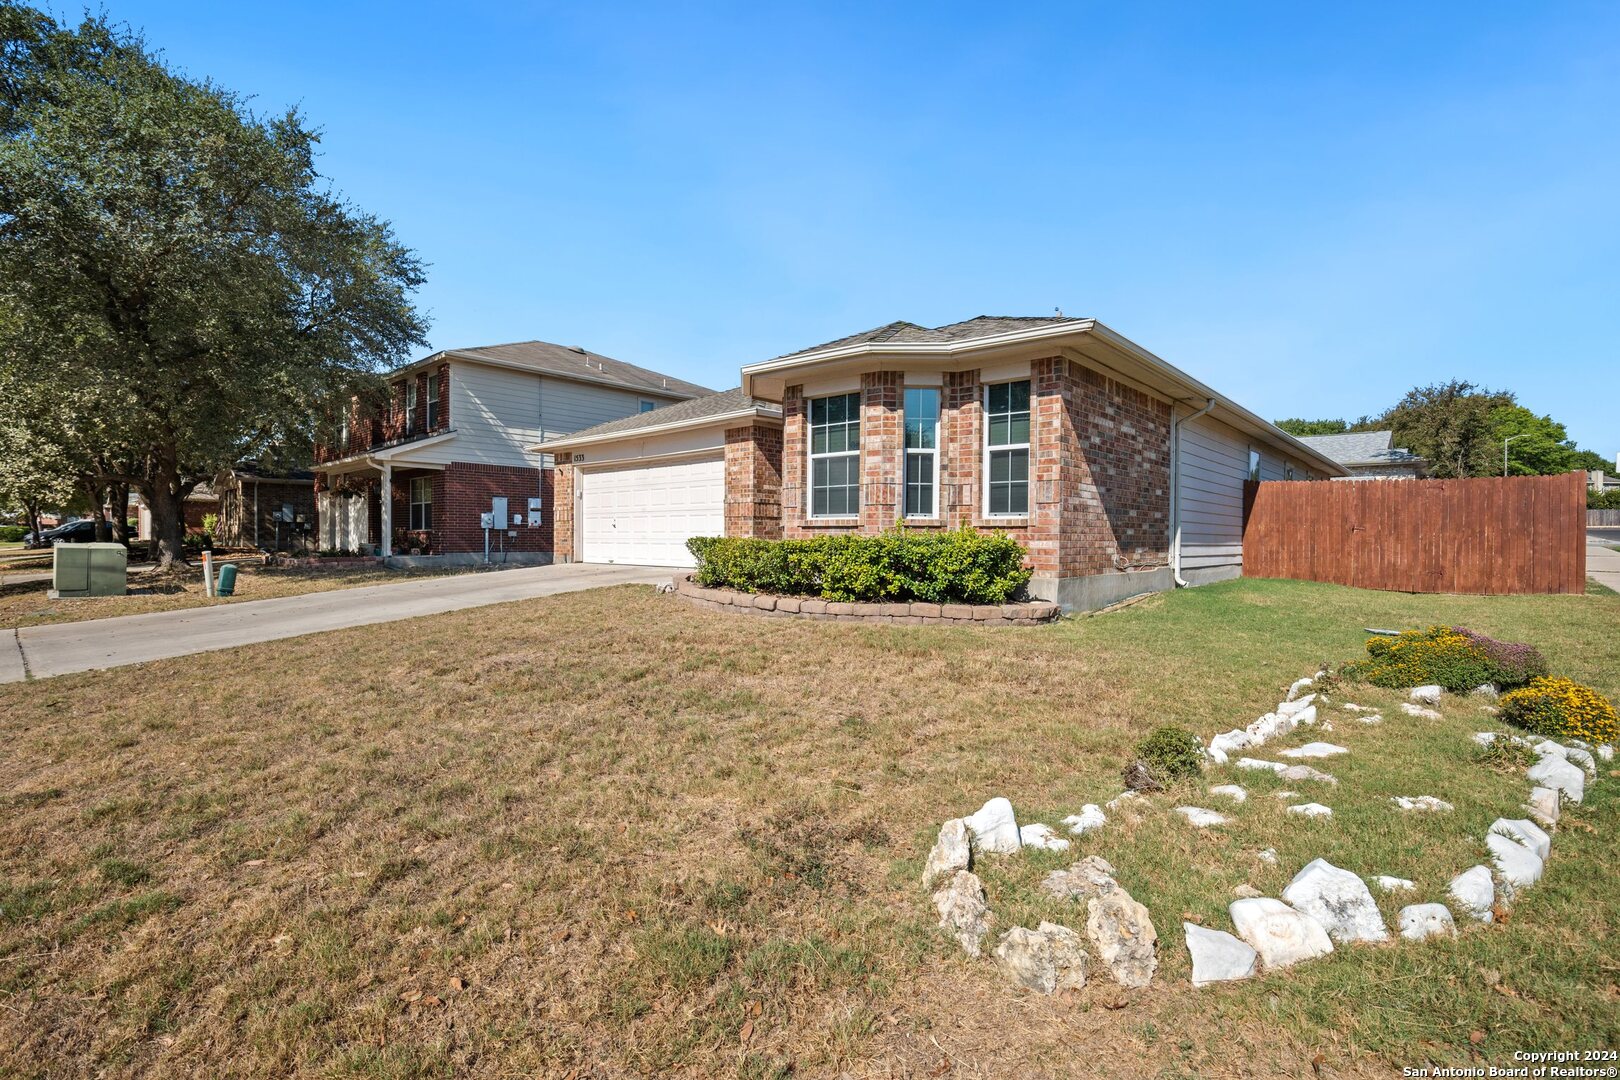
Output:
(542, 387), (779, 444)
(1296, 430), (1424, 466)
(772, 315), (1087, 361)
(413, 340), (714, 399)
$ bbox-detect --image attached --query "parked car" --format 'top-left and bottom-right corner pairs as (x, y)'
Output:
(25, 519), (102, 548)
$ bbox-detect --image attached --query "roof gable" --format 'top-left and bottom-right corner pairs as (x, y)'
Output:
(397, 340), (714, 399)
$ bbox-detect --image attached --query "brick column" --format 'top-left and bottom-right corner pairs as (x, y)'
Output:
(553, 454), (575, 561)
(941, 370), (981, 527)
(725, 424), (783, 538)
(781, 385), (807, 533)
(1024, 356), (1070, 575)
(860, 371), (903, 532)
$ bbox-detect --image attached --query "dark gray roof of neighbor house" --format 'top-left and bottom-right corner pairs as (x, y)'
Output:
(1296, 430), (1425, 466)
(543, 387), (780, 444)
(773, 315), (1089, 361)
(414, 340), (714, 399)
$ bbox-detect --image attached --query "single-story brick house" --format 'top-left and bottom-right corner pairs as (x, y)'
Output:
(537, 316), (1348, 609)
(314, 340), (711, 564)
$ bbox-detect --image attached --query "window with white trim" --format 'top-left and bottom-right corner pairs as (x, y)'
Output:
(984, 380), (1030, 516)
(809, 391), (861, 517)
(1247, 448), (1261, 482)
(904, 387), (939, 517)
(639, 399), (658, 413)
(409, 476), (433, 531)
(405, 379), (417, 434)
(426, 373), (440, 429)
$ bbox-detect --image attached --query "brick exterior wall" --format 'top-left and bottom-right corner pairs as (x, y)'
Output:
(724, 424), (784, 539)
(435, 462), (551, 556)
(553, 454), (575, 561)
(778, 355), (1171, 580)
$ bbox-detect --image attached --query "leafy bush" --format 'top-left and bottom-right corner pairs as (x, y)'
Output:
(0, 525), (26, 542)
(1499, 677), (1619, 744)
(1342, 625), (1545, 692)
(1134, 725), (1203, 782)
(686, 529), (1032, 605)
(1589, 488), (1620, 510)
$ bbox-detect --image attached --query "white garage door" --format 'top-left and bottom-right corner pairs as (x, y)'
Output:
(579, 455), (724, 567)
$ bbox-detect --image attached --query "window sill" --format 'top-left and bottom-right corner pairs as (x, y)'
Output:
(804, 517), (861, 527)
(976, 517), (1030, 527)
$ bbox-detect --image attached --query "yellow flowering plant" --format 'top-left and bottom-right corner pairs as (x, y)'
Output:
(1499, 676), (1620, 744)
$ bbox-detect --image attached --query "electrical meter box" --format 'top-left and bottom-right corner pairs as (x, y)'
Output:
(489, 496), (508, 527)
(51, 542), (127, 598)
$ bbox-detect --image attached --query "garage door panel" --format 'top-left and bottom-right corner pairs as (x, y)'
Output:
(580, 456), (724, 567)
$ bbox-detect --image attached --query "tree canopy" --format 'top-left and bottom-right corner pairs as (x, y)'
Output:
(1277, 381), (1605, 479)
(0, 7), (427, 564)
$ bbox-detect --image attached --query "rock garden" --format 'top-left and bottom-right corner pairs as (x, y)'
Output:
(921, 624), (1616, 996)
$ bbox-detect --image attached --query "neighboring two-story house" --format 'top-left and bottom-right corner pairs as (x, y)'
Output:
(314, 340), (711, 563)
(537, 316), (1347, 608)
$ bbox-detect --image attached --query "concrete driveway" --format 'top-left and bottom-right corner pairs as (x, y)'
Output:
(1588, 534), (1620, 594)
(1, 562), (672, 684)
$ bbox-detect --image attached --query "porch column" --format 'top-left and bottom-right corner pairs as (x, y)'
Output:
(379, 462), (393, 557)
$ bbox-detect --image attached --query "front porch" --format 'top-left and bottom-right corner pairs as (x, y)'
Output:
(314, 459), (443, 558)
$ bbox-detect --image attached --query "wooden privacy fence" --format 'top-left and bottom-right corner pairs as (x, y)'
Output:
(1242, 471), (1587, 595)
(1591, 509), (1620, 527)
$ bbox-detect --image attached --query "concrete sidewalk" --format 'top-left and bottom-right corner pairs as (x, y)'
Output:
(1, 562), (672, 683)
(1588, 538), (1620, 594)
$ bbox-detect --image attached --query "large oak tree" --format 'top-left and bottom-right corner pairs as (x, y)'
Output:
(0, 7), (427, 566)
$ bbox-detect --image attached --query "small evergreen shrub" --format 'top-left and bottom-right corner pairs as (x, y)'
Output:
(686, 529), (1032, 605)
(1342, 625), (1545, 692)
(1134, 725), (1203, 783)
(0, 525), (26, 542)
(1499, 677), (1619, 745)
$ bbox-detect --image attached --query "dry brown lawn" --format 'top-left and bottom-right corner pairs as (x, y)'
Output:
(0, 561), (473, 630)
(0, 578), (1616, 1079)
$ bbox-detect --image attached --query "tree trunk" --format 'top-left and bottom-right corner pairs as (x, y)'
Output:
(81, 475), (112, 542)
(24, 501), (41, 546)
(108, 481), (131, 543)
(145, 450), (188, 569)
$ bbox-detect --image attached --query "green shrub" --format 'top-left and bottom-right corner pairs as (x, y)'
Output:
(1588, 488), (1620, 510)
(1499, 676), (1620, 744)
(0, 525), (26, 542)
(1134, 725), (1203, 782)
(1342, 625), (1546, 692)
(685, 529), (1032, 605)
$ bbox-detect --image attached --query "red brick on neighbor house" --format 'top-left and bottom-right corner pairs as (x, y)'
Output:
(778, 354), (1172, 579)
(552, 452), (576, 561)
(724, 424), (783, 539)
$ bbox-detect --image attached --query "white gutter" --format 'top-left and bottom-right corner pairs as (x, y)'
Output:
(531, 405), (782, 454)
(1169, 398), (1216, 588)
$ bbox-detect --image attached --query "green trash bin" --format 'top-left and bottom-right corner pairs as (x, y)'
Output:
(216, 563), (238, 597)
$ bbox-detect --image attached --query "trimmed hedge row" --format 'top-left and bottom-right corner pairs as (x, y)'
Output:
(686, 529), (1032, 604)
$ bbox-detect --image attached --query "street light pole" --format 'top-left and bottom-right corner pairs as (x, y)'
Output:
(1503, 434), (1529, 477)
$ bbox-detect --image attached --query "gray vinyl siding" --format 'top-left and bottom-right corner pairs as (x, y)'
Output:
(1176, 413), (1325, 578)
(1176, 414), (1250, 576)
(445, 361), (683, 468)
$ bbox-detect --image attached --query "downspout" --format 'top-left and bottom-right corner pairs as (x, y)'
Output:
(1169, 398), (1216, 587)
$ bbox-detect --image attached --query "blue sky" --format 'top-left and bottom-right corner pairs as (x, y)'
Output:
(110, 2), (1619, 456)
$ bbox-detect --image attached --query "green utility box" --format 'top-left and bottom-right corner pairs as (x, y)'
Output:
(51, 542), (128, 598)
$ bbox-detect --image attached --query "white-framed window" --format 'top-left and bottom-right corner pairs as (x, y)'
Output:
(808, 391), (861, 518)
(409, 476), (432, 531)
(405, 379), (417, 434)
(904, 386), (939, 517)
(1247, 448), (1261, 482)
(639, 399), (658, 413)
(984, 380), (1030, 516)
(426, 373), (440, 429)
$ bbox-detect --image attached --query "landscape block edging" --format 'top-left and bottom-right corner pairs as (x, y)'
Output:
(672, 574), (1059, 625)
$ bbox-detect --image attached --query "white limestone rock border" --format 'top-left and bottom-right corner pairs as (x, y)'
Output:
(1279, 742), (1347, 760)
(1229, 897), (1334, 969)
(1391, 795), (1454, 813)
(992, 921), (1089, 994)
(1280, 859), (1388, 944)
(1448, 865), (1494, 923)
(1208, 784), (1248, 803)
(1019, 823), (1071, 852)
(965, 797), (1022, 854)
(1398, 903), (1456, 941)
(922, 818), (971, 889)
(1174, 806), (1227, 828)
(1184, 922), (1257, 987)
(1062, 804), (1106, 836)
(1286, 802), (1333, 818)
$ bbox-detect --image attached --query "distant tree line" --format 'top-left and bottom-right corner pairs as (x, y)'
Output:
(0, 7), (426, 565)
(1277, 380), (1610, 479)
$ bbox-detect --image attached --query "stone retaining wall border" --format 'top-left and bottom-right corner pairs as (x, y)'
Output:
(673, 574), (1059, 625)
